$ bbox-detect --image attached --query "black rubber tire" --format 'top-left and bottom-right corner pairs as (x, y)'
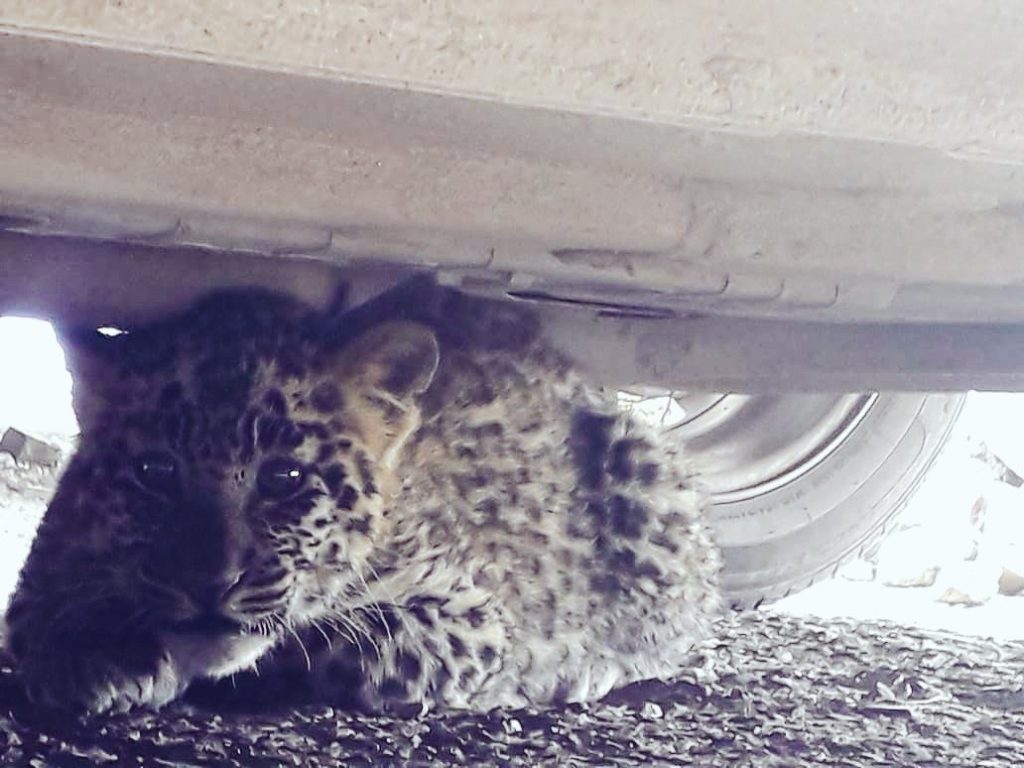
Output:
(708, 393), (966, 608)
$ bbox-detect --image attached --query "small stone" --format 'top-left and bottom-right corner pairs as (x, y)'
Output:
(882, 565), (940, 589)
(999, 567), (1024, 596)
(640, 702), (664, 720)
(936, 587), (987, 607)
(0, 427), (62, 467)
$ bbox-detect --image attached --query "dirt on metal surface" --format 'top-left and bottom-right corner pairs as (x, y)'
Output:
(0, 611), (1021, 767)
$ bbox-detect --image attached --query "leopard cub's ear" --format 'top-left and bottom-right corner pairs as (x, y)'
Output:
(341, 322), (439, 400)
(56, 326), (123, 431)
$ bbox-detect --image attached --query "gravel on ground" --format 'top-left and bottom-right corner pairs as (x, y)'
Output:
(1, 610), (1022, 767)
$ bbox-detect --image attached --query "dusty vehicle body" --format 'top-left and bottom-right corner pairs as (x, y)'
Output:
(1, 3), (1021, 602)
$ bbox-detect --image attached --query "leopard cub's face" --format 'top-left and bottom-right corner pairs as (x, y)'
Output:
(6, 295), (439, 658)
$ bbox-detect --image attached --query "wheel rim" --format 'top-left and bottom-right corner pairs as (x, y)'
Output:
(620, 391), (878, 504)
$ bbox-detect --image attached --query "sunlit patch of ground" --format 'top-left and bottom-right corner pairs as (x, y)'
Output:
(778, 393), (1024, 639)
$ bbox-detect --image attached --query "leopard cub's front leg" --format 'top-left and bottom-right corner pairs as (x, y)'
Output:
(5, 593), (185, 714)
(7, 592), (278, 714)
(267, 594), (513, 713)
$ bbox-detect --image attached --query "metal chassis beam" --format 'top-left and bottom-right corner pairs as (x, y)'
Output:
(4, 232), (1024, 393)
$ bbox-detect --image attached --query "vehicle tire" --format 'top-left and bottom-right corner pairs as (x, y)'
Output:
(624, 391), (967, 608)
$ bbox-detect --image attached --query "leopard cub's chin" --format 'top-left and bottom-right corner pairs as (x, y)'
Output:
(161, 630), (280, 682)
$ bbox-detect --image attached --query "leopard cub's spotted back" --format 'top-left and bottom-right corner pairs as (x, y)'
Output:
(5, 279), (721, 714)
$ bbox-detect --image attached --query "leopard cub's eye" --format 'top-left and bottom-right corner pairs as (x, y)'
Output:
(257, 457), (306, 499)
(134, 451), (180, 496)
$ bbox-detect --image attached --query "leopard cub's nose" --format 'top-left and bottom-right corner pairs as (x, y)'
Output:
(220, 568), (247, 597)
(184, 568), (248, 612)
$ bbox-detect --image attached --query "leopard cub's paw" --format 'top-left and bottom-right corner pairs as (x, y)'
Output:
(16, 638), (182, 715)
(82, 656), (184, 714)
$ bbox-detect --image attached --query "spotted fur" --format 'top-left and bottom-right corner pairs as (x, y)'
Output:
(4, 279), (721, 714)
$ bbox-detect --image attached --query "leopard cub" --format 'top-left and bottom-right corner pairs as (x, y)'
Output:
(5, 279), (720, 714)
